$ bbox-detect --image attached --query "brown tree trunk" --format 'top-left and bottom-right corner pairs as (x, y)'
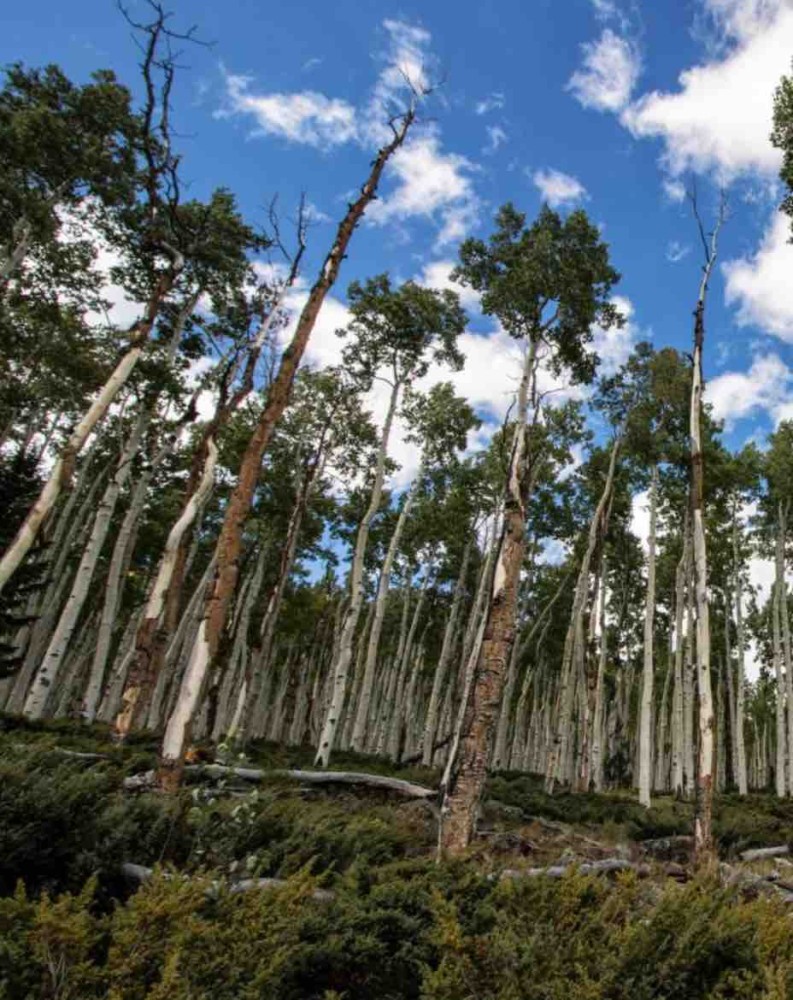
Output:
(439, 342), (535, 855)
(155, 112), (416, 790)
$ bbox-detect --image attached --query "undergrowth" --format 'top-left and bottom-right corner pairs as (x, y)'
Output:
(2, 722), (793, 998)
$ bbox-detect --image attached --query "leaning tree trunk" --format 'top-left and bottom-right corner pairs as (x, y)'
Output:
(439, 341), (536, 856)
(639, 463), (659, 807)
(0, 258), (182, 594)
(156, 112), (417, 790)
(22, 409), (150, 719)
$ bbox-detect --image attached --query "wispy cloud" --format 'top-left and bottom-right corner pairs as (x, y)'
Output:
(665, 240), (691, 262)
(567, 28), (641, 112)
(475, 92), (505, 115)
(531, 167), (588, 207)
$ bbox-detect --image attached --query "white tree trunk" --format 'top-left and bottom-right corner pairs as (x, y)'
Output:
(639, 463), (659, 806)
(315, 381), (400, 766)
(350, 458), (424, 752)
(0, 345), (146, 593)
(733, 506), (748, 795)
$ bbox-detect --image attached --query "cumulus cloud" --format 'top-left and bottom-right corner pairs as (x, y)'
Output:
(620, 1), (791, 181)
(219, 74), (357, 149)
(531, 167), (589, 207)
(723, 211), (793, 341)
(366, 133), (479, 247)
(218, 19), (478, 245)
(707, 352), (793, 427)
(567, 29), (641, 112)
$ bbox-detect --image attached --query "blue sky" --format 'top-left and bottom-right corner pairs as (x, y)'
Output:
(4, 0), (793, 464)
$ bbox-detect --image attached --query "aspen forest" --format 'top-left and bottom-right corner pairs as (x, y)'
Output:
(4, 2), (793, 997)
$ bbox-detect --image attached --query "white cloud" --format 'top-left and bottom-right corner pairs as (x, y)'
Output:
(567, 29), (641, 112)
(219, 19), (476, 247)
(416, 259), (482, 313)
(663, 178), (687, 202)
(707, 352), (793, 427)
(531, 167), (589, 207)
(591, 294), (639, 375)
(475, 92), (505, 115)
(723, 212), (793, 341)
(620, 2), (792, 181)
(631, 487), (651, 554)
(219, 73), (357, 149)
(366, 133), (479, 247)
(484, 124), (508, 154)
(666, 240), (691, 262)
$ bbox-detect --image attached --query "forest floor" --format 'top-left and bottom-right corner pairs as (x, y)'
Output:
(3, 714), (793, 998)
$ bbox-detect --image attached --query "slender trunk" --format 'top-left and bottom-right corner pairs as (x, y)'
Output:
(114, 437), (218, 738)
(690, 204), (722, 864)
(779, 502), (793, 795)
(733, 504), (748, 795)
(546, 432), (621, 793)
(591, 563), (609, 792)
(773, 535), (787, 798)
(639, 463), (659, 807)
(421, 542), (472, 766)
(351, 459), (425, 751)
(315, 383), (400, 766)
(23, 409), (150, 719)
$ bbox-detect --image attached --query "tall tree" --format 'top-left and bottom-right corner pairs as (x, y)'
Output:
(439, 203), (621, 854)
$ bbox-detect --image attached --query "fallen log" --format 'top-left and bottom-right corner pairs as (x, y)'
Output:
(123, 765), (436, 800)
(501, 857), (643, 880)
(120, 862), (333, 901)
(739, 845), (790, 862)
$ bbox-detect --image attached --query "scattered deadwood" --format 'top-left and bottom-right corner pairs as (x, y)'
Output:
(721, 862), (793, 904)
(11, 743), (109, 761)
(739, 845), (790, 862)
(120, 862), (333, 901)
(501, 857), (645, 880)
(123, 765), (437, 800)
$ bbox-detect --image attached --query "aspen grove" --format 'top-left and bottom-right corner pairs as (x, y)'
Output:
(6, 6), (793, 873)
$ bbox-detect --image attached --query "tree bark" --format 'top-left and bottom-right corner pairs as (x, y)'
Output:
(156, 114), (416, 790)
(439, 342), (535, 856)
(639, 463), (659, 806)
